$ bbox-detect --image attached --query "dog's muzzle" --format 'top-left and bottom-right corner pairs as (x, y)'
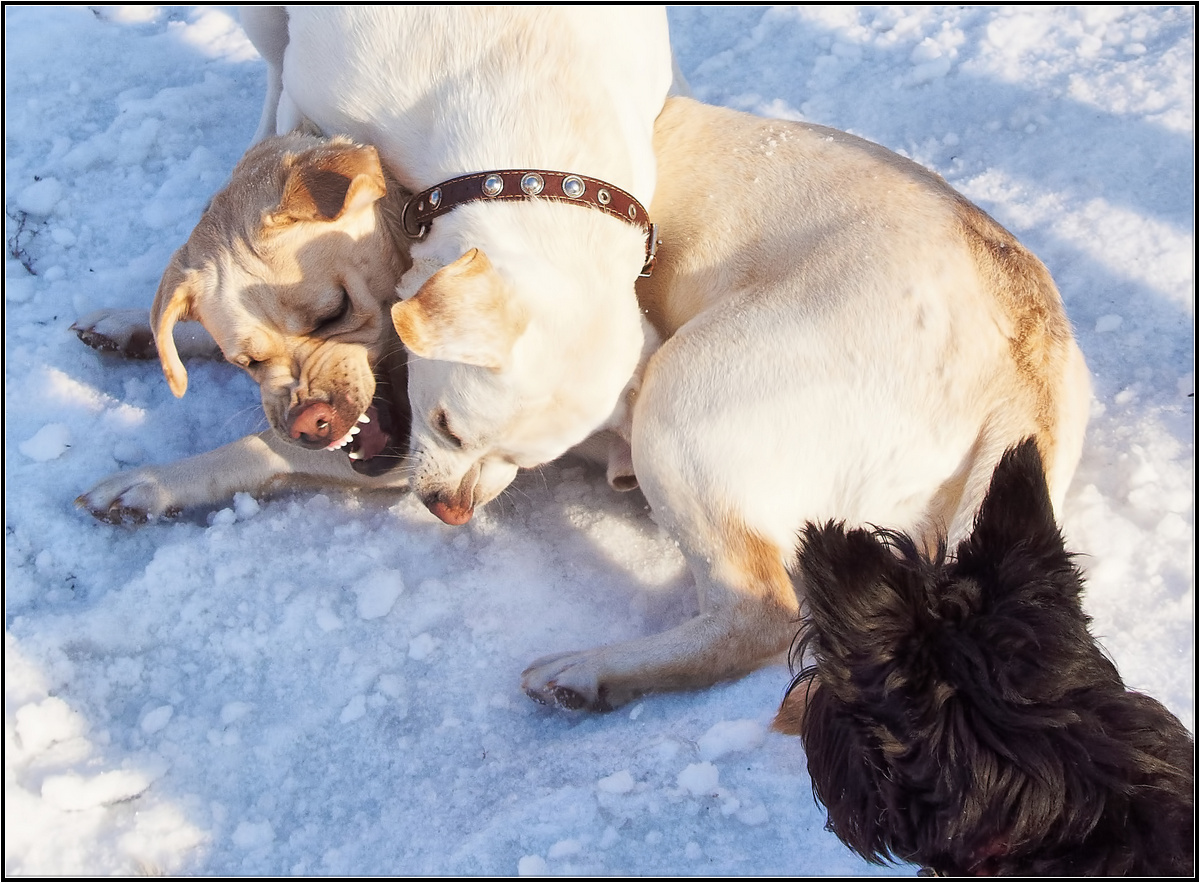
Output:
(402, 169), (659, 276)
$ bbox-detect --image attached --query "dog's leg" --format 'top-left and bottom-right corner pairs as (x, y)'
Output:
(72, 309), (221, 362)
(76, 429), (393, 524)
(522, 519), (798, 710)
(238, 6), (290, 145)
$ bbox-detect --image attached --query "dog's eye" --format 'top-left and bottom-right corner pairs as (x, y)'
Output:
(236, 354), (264, 372)
(435, 410), (463, 448)
(315, 287), (352, 333)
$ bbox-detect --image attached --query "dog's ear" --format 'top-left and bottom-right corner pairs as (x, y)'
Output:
(391, 249), (529, 371)
(955, 437), (1075, 595)
(149, 253), (202, 397)
(798, 521), (914, 656)
(267, 142), (387, 225)
(971, 438), (1058, 549)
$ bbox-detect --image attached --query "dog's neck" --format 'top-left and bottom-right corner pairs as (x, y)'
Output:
(375, 168), (416, 275)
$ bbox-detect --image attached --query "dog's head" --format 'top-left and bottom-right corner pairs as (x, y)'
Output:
(150, 133), (411, 475)
(390, 215), (648, 524)
(777, 438), (1194, 876)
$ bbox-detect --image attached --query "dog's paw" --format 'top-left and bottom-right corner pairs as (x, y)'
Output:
(521, 650), (629, 712)
(76, 470), (182, 525)
(71, 309), (157, 359)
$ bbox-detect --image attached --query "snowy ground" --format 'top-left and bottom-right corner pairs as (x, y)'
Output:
(4, 5), (1194, 877)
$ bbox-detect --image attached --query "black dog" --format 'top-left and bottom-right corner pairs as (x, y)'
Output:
(775, 439), (1194, 876)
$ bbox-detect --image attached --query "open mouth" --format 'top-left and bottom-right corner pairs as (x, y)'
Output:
(325, 365), (410, 478)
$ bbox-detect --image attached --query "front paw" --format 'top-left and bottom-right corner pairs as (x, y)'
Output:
(71, 309), (157, 359)
(76, 469), (182, 525)
(521, 650), (626, 712)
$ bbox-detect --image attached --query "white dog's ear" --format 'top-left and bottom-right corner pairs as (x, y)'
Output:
(391, 249), (528, 371)
(267, 142), (387, 225)
(150, 253), (202, 397)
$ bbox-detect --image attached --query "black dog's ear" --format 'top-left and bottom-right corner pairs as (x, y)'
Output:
(798, 521), (912, 655)
(956, 438), (1071, 582)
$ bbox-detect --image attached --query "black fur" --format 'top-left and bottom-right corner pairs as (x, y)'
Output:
(782, 438), (1194, 875)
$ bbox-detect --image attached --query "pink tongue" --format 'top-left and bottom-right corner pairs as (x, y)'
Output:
(352, 406), (388, 461)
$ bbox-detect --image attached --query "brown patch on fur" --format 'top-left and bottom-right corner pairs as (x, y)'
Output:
(953, 198), (1072, 459)
(710, 517), (802, 666)
(772, 674), (816, 736)
(720, 523), (798, 610)
(270, 144), (387, 225)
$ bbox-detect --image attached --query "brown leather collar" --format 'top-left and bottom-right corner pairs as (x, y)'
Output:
(402, 169), (659, 276)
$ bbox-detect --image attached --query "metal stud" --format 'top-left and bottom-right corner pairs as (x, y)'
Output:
(520, 173), (544, 196)
(482, 174), (504, 196)
(597, 188), (611, 205)
(562, 175), (585, 199)
(627, 205), (637, 220)
(428, 188), (441, 209)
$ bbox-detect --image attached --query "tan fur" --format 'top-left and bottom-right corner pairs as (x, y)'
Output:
(520, 97), (1091, 709)
(144, 136), (407, 442)
(76, 133), (414, 522)
(149, 264), (201, 397)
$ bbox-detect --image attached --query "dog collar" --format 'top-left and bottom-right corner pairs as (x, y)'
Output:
(402, 169), (659, 276)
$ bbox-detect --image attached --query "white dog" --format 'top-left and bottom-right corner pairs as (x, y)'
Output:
(397, 96), (1093, 710)
(75, 6), (673, 521)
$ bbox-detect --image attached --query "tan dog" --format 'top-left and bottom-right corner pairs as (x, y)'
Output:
(395, 96), (1091, 710)
(74, 132), (413, 521)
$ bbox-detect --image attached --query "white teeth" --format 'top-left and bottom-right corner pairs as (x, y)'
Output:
(325, 429), (355, 451)
(351, 426), (361, 436)
(348, 452), (362, 460)
(358, 414), (371, 424)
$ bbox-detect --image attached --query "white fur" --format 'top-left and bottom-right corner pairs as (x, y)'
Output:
(75, 7), (673, 522)
(258, 7), (679, 523)
(516, 98), (1093, 709)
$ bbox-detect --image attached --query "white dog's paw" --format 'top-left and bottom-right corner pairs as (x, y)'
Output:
(71, 309), (157, 359)
(76, 469), (182, 525)
(521, 650), (636, 712)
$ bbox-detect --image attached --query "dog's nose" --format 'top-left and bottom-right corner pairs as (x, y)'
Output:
(428, 498), (473, 526)
(289, 401), (337, 445)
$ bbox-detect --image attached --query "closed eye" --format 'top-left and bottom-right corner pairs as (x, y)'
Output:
(314, 286), (352, 334)
(435, 410), (463, 448)
(235, 354), (265, 372)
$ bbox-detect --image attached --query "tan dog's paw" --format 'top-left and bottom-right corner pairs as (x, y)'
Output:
(521, 650), (636, 712)
(72, 309), (158, 359)
(76, 469), (183, 525)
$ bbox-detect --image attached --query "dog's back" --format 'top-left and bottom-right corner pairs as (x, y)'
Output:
(636, 97), (1090, 552)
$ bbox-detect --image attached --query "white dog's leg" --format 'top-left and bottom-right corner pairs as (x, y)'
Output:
(238, 6), (290, 145)
(76, 429), (398, 524)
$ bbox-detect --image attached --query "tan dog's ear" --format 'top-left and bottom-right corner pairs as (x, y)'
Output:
(267, 143), (387, 225)
(391, 249), (528, 371)
(149, 254), (202, 397)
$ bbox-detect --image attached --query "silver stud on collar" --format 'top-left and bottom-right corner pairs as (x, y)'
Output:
(428, 188), (441, 209)
(627, 205), (637, 220)
(520, 173), (545, 196)
(562, 175), (585, 199)
(597, 188), (611, 206)
(482, 174), (504, 197)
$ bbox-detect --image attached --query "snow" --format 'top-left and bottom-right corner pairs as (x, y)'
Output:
(3, 5), (1194, 877)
